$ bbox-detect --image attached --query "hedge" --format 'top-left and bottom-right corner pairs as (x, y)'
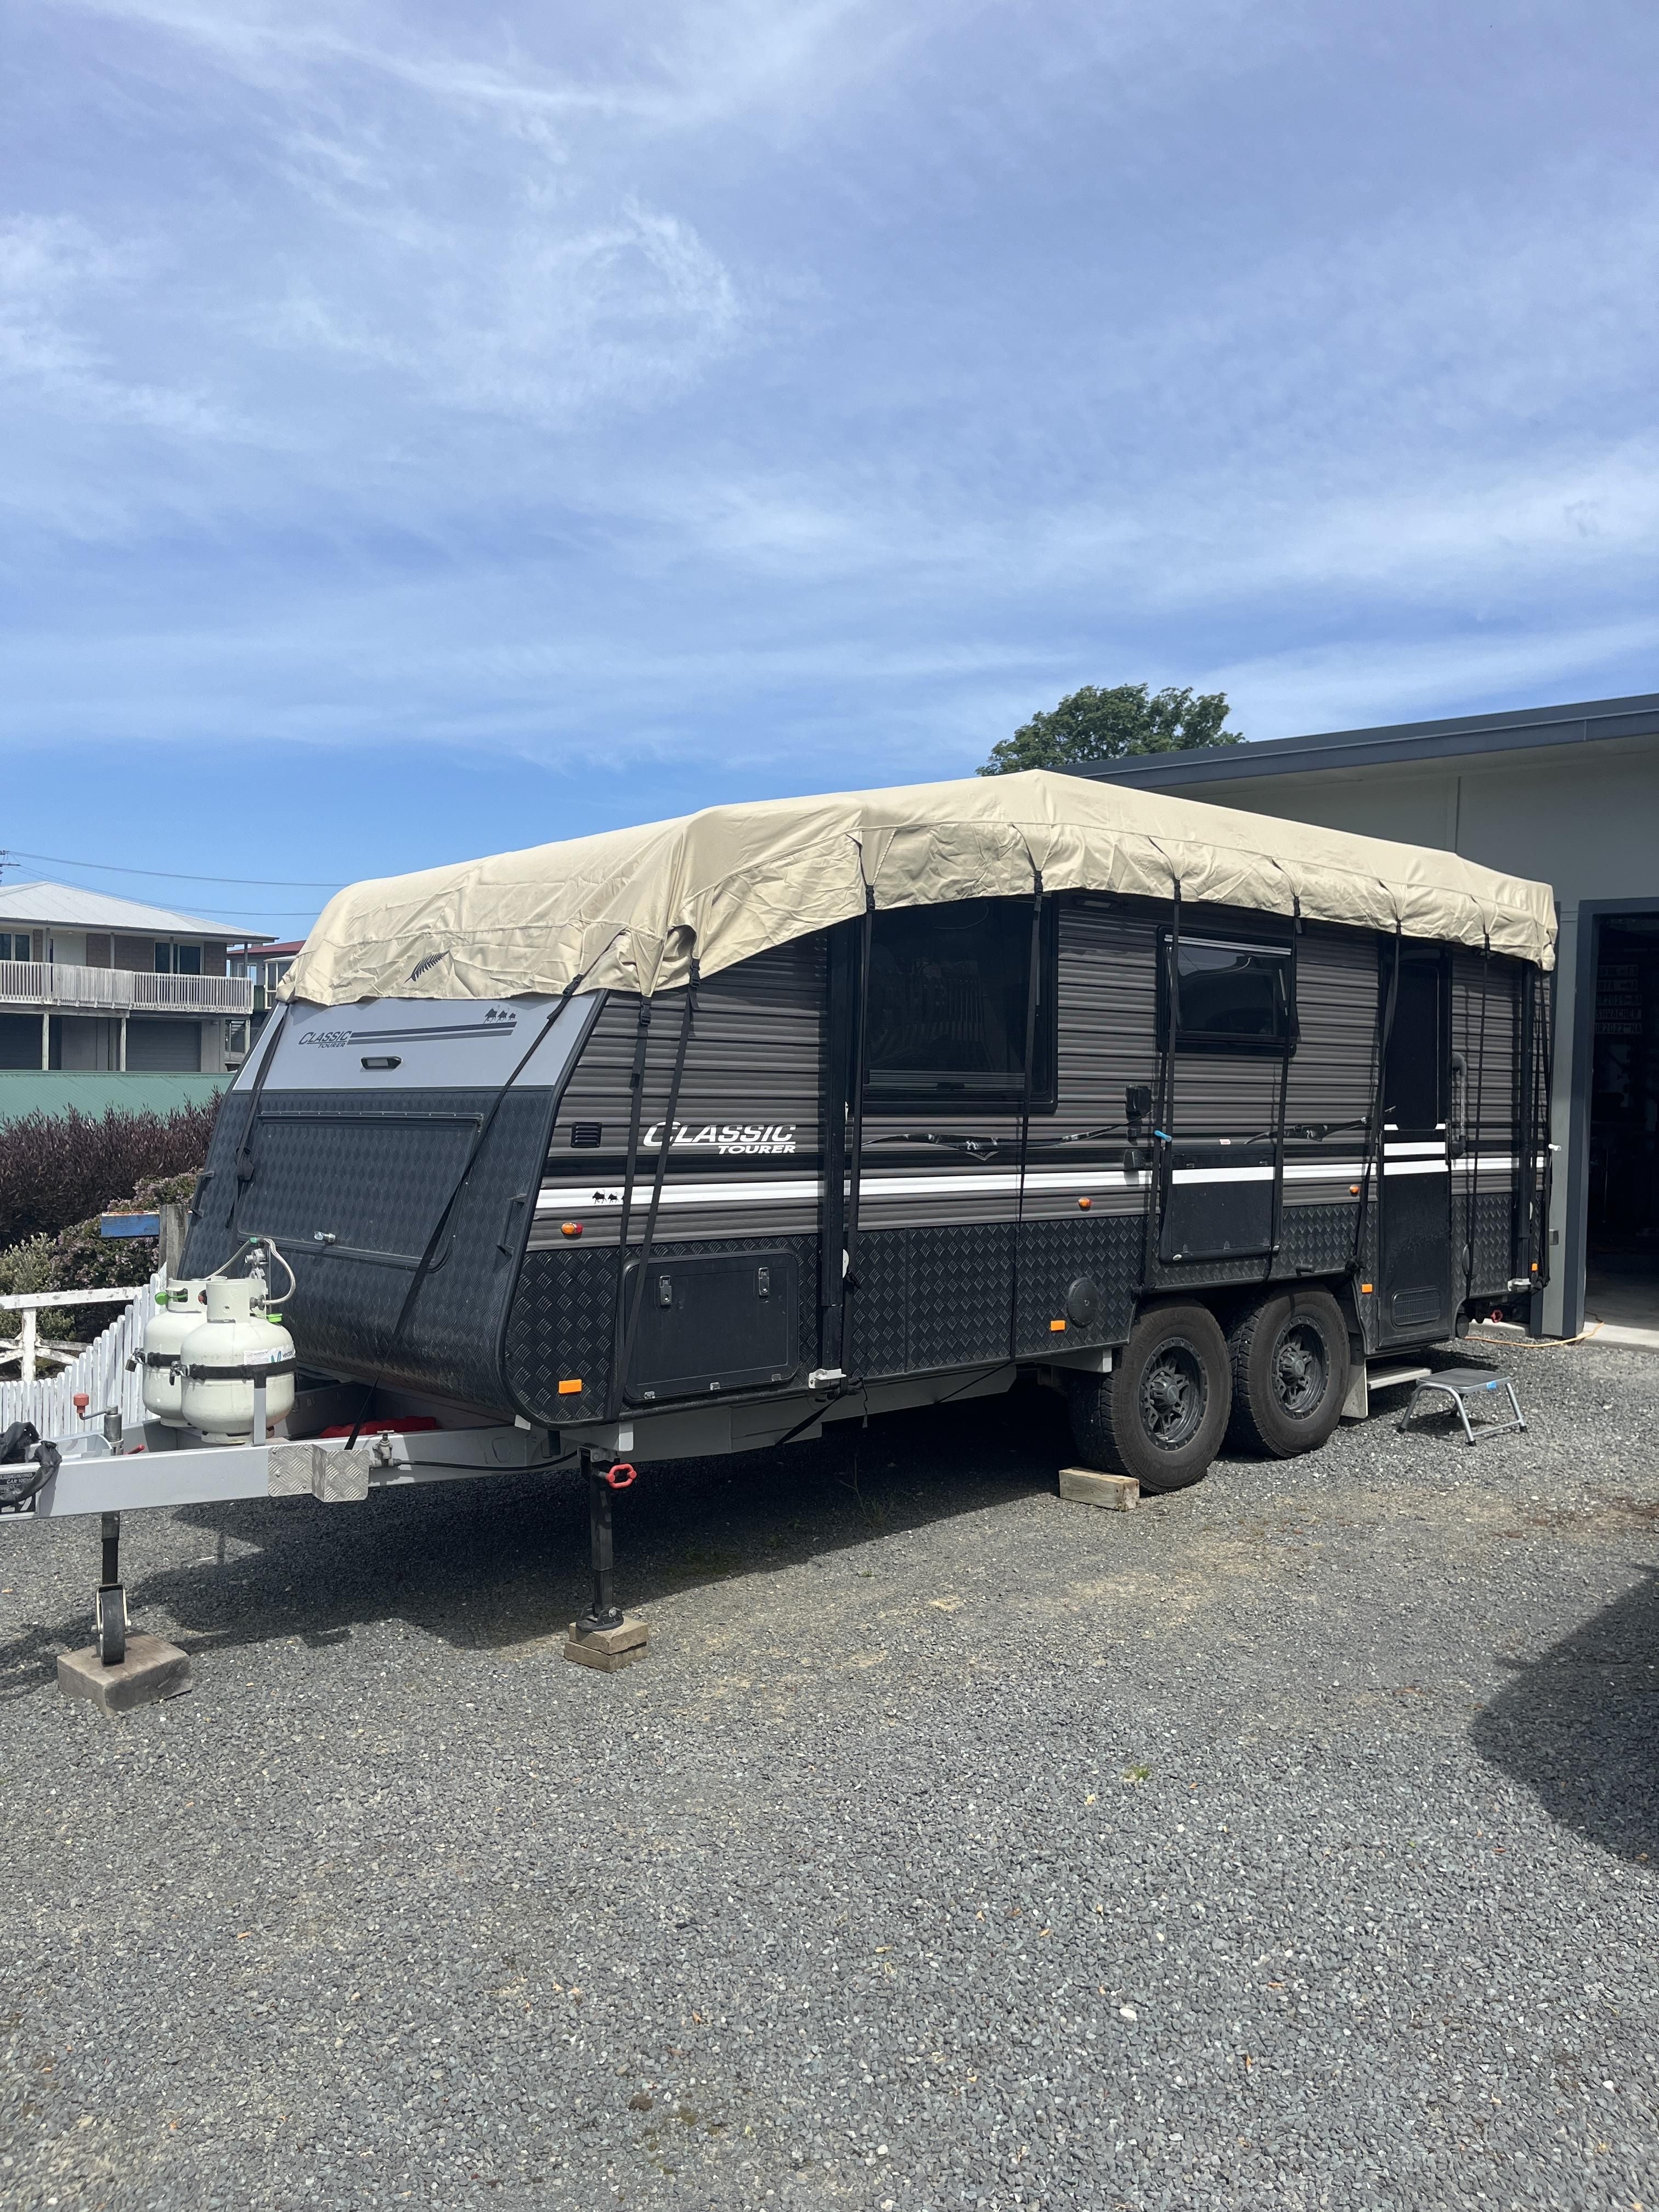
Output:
(0, 1100), (219, 1246)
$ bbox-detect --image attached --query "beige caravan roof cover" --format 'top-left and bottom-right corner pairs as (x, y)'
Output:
(280, 769), (1557, 1007)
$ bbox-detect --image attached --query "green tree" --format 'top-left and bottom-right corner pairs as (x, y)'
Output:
(978, 682), (1242, 776)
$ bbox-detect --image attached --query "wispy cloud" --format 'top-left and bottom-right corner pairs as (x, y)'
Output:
(1, 0), (1654, 817)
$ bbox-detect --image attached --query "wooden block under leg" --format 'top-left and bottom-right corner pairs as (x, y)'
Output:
(1058, 1467), (1139, 1510)
(58, 1635), (192, 1713)
(563, 1615), (650, 1673)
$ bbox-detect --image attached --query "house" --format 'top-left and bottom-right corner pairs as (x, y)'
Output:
(224, 940), (304, 1060)
(1075, 689), (1659, 1341)
(0, 883), (273, 1076)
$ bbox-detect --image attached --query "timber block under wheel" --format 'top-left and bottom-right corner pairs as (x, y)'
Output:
(1058, 1466), (1140, 1510)
(58, 1635), (192, 1713)
(563, 1615), (650, 1673)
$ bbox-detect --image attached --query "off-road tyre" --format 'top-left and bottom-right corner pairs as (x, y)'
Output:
(1224, 1286), (1349, 1458)
(1065, 1300), (1231, 1494)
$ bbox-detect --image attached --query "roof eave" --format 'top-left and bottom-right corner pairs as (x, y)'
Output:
(1073, 691), (1659, 789)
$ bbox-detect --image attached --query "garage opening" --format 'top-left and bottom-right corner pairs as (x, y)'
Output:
(1586, 915), (1659, 1333)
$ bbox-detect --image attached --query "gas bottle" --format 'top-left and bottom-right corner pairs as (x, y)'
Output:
(178, 1276), (296, 1443)
(140, 1279), (208, 1427)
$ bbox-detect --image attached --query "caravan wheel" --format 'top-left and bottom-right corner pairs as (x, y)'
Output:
(1065, 1301), (1230, 1493)
(1224, 1288), (1348, 1458)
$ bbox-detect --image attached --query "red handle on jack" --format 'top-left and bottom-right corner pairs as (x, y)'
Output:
(603, 1461), (638, 1491)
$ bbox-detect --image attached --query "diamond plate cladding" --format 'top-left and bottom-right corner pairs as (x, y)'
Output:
(1013, 1216), (1138, 1355)
(847, 1231), (910, 1379)
(908, 1223), (1015, 1372)
(1458, 1187), (1519, 1301)
(1277, 1202), (1357, 1277)
(508, 1245), (618, 1425)
(182, 1086), (560, 1417)
(507, 1233), (821, 1426)
(1147, 1201), (1358, 1295)
(848, 1216), (1144, 1376)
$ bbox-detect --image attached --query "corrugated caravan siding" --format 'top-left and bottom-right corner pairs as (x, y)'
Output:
(1285, 927), (1378, 1131)
(550, 938), (824, 1157)
(1451, 951), (1521, 1149)
(1054, 901), (1158, 1135)
(1138, 899), (1289, 1136)
(1056, 903), (1376, 1139)
(531, 938), (825, 1249)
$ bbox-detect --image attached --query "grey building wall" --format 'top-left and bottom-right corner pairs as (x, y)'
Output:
(1081, 696), (1659, 1336)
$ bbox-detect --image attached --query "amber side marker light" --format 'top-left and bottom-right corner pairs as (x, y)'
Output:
(557, 1379), (583, 1396)
(1359, 1282), (1374, 1295)
(560, 1221), (583, 1238)
(1049, 1318), (1067, 1333)
(1077, 1195), (1092, 1210)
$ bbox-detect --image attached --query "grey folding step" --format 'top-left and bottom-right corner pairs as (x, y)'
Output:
(1398, 1366), (1526, 1447)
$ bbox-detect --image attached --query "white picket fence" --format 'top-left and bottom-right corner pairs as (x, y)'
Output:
(0, 1268), (163, 1438)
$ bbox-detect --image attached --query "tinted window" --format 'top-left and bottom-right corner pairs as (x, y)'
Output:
(1167, 935), (1294, 1051)
(865, 899), (1053, 1106)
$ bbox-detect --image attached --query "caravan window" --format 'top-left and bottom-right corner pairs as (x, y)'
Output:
(1164, 935), (1295, 1052)
(865, 898), (1055, 1108)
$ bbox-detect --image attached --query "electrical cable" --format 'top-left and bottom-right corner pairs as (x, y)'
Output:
(3, 848), (345, 889)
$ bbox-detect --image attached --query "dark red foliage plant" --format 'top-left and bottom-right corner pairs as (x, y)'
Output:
(0, 1100), (221, 1247)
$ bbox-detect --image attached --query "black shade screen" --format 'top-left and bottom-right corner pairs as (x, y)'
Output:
(1167, 936), (1294, 1052)
(864, 898), (1053, 1107)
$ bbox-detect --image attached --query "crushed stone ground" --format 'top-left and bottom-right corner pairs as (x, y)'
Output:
(2, 1334), (1656, 2211)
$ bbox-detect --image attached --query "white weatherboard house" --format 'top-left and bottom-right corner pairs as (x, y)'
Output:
(0, 883), (273, 1074)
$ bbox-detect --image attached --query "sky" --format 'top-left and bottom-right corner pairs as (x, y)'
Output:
(2, 0), (1656, 939)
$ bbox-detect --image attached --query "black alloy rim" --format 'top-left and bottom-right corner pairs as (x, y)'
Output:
(1138, 1338), (1207, 1451)
(1272, 1321), (1328, 1419)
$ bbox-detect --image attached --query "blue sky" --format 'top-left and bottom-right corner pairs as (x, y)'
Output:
(3, 0), (1656, 939)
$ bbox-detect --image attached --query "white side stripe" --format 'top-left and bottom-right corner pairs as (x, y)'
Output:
(537, 1154), (1521, 1212)
(1170, 1166), (1274, 1186)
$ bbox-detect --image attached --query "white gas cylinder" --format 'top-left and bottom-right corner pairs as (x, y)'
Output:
(178, 1277), (296, 1443)
(140, 1279), (208, 1428)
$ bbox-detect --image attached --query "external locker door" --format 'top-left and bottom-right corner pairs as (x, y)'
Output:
(621, 1250), (800, 1403)
(1377, 953), (1452, 1345)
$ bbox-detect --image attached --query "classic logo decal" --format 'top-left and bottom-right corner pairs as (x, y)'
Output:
(297, 1008), (518, 1049)
(644, 1121), (798, 1156)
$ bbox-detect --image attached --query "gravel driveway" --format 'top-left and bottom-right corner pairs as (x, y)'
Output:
(2, 1336), (1656, 2212)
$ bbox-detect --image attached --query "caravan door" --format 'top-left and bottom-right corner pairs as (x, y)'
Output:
(1377, 953), (1452, 1346)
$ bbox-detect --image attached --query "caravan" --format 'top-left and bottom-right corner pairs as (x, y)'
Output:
(3, 769), (1555, 1668)
(185, 768), (1555, 1492)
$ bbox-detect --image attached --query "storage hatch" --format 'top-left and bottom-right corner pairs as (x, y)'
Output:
(621, 1250), (799, 1402)
(239, 1104), (484, 1268)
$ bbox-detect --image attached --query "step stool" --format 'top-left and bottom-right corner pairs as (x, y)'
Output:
(1399, 1367), (1526, 1447)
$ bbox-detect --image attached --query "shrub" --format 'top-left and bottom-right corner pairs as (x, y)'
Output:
(0, 1099), (220, 1245)
(0, 1167), (202, 1346)
(0, 1232), (77, 1342)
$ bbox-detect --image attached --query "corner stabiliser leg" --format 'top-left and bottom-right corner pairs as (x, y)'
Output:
(565, 1450), (648, 1673)
(58, 1510), (194, 1712)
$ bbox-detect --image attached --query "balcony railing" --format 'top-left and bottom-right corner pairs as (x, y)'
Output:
(0, 960), (253, 1015)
